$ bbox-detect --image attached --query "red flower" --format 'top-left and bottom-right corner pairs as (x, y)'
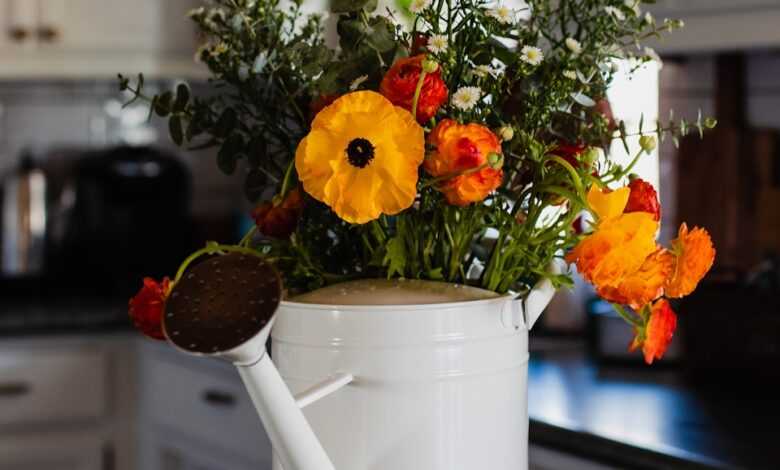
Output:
(380, 55), (448, 123)
(625, 177), (661, 221)
(252, 187), (304, 239)
(129, 277), (172, 340)
(551, 142), (588, 169)
(630, 299), (677, 364)
(410, 33), (429, 55)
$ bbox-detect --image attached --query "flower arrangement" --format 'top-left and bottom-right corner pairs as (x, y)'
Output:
(123, 0), (716, 363)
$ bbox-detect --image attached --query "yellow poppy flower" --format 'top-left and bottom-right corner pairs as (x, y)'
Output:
(295, 90), (425, 224)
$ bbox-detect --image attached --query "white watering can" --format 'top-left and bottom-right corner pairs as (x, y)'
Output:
(163, 253), (560, 470)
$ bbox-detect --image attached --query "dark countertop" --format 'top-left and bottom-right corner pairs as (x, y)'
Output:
(0, 295), (130, 335)
(528, 340), (780, 470)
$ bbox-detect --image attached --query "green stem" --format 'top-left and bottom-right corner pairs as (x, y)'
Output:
(411, 69), (428, 121)
(238, 226), (258, 248)
(279, 158), (296, 197)
(612, 304), (643, 328)
(421, 162), (489, 189)
(173, 243), (263, 285)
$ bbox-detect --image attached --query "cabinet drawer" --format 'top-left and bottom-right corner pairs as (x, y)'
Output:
(0, 349), (107, 426)
(141, 354), (272, 465)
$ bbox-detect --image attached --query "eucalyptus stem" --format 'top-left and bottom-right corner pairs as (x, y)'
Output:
(173, 243), (264, 285)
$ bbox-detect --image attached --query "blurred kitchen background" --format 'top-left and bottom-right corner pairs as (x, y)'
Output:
(0, 1), (779, 469)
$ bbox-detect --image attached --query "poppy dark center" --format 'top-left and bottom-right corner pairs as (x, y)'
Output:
(346, 138), (375, 169)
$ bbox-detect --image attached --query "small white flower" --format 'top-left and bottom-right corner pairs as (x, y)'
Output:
(604, 6), (625, 21)
(644, 12), (654, 25)
(644, 46), (664, 70)
(517, 1), (532, 21)
(624, 0), (641, 16)
(428, 34), (448, 54)
(409, 0), (431, 14)
(519, 45), (544, 66)
(452, 86), (482, 111)
(565, 37), (582, 55)
(487, 5), (515, 25)
(237, 63), (250, 82)
(474, 63), (502, 78)
(349, 74), (369, 90)
(562, 70), (577, 80)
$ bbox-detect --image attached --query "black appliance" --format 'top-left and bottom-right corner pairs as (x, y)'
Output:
(54, 145), (193, 297)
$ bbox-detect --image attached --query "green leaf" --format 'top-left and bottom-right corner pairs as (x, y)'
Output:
(217, 133), (244, 175)
(383, 236), (407, 278)
(244, 169), (268, 202)
(365, 17), (395, 53)
(246, 135), (268, 168)
(154, 91), (173, 117)
(169, 115), (184, 146)
(173, 83), (191, 112)
(331, 0), (377, 13)
(214, 108), (237, 138)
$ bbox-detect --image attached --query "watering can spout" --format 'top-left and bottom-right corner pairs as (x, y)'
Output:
(161, 253), (338, 470)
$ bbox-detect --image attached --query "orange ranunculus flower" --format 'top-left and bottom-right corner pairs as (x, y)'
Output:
(129, 277), (172, 340)
(380, 54), (448, 123)
(630, 299), (677, 365)
(665, 223), (716, 298)
(596, 248), (675, 309)
(567, 185), (659, 289)
(425, 119), (504, 206)
(625, 178), (661, 221)
(252, 187), (305, 239)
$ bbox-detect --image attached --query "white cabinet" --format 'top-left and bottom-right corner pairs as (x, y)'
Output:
(0, 433), (104, 470)
(137, 341), (274, 470)
(0, 0), (205, 79)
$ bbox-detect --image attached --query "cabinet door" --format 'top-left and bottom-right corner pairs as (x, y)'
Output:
(0, 434), (104, 470)
(0, 0), (38, 52)
(37, 0), (198, 54)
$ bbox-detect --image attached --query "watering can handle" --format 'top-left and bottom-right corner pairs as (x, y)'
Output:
(523, 259), (564, 330)
(237, 356), (336, 470)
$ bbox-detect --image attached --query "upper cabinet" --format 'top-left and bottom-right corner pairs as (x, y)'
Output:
(646, 0), (780, 53)
(0, 0), (207, 79)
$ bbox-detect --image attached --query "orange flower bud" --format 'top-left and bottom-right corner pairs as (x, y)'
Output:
(252, 187), (304, 239)
(425, 119), (504, 206)
(630, 299), (677, 364)
(128, 277), (172, 340)
(380, 55), (448, 123)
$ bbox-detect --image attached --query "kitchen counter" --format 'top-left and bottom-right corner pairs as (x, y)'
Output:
(0, 296), (130, 335)
(528, 340), (779, 470)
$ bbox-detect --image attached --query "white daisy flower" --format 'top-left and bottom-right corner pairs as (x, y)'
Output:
(517, 1), (532, 21)
(409, 0), (431, 14)
(452, 86), (482, 111)
(644, 46), (664, 70)
(562, 70), (577, 80)
(428, 34), (448, 54)
(487, 5), (515, 25)
(624, 0), (641, 16)
(604, 6), (625, 21)
(565, 37), (582, 55)
(519, 46), (544, 66)
(474, 64), (502, 78)
(349, 74), (369, 91)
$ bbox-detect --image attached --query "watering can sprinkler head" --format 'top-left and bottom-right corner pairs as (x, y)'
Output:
(162, 252), (337, 470)
(163, 252), (280, 364)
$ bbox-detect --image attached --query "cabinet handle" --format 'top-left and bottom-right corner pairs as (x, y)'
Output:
(8, 27), (29, 42)
(37, 25), (59, 42)
(202, 389), (236, 407)
(0, 382), (30, 397)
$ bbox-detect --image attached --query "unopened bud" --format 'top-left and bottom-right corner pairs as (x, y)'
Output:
(487, 152), (504, 169)
(582, 147), (600, 166)
(703, 117), (717, 129)
(422, 58), (439, 73)
(639, 135), (657, 153)
(498, 125), (514, 142)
